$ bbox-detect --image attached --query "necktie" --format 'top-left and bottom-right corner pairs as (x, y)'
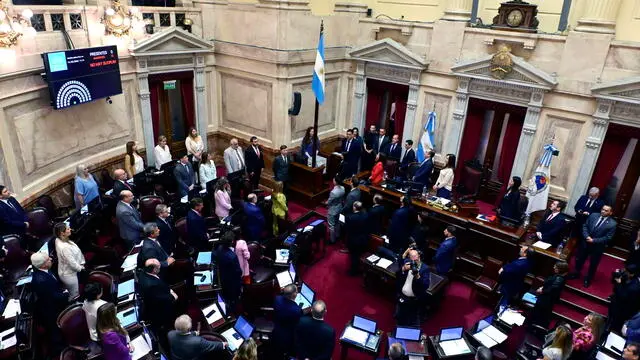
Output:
(595, 217), (605, 229)
(346, 140), (351, 152)
(255, 146), (260, 157)
(391, 144), (396, 153)
(235, 149), (244, 168)
(378, 137), (383, 150)
(547, 213), (554, 222)
(124, 181), (132, 190)
(283, 155), (287, 164)
(403, 149), (408, 161)
(586, 199), (593, 209)
(6, 200), (16, 212)
(184, 164), (189, 173)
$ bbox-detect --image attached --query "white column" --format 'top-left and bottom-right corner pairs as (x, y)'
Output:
(442, 0), (473, 22)
(444, 78), (470, 156)
(194, 55), (208, 150)
(575, 0), (622, 34)
(567, 100), (612, 215)
(352, 62), (366, 130)
(402, 71), (420, 143)
(510, 89), (543, 179)
(136, 58), (156, 166)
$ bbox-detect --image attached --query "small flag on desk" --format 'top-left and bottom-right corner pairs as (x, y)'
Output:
(312, 28), (325, 105)
(525, 144), (558, 215)
(417, 110), (436, 162)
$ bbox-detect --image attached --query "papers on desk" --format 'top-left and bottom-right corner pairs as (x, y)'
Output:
(603, 332), (626, 355)
(130, 333), (152, 360)
(366, 254), (380, 263)
(472, 325), (507, 348)
(473, 331), (497, 348)
(180, 195), (189, 203)
(0, 327), (16, 350)
(498, 309), (525, 326)
(375, 258), (393, 270)
(202, 302), (223, 325)
(2, 300), (21, 319)
(264, 195), (272, 201)
(341, 325), (369, 346)
(439, 339), (471, 356)
(16, 276), (31, 287)
(196, 251), (212, 266)
(476, 214), (496, 222)
(121, 253), (138, 272)
(339, 214), (345, 223)
(382, 235), (389, 244)
(532, 241), (552, 250)
(275, 249), (289, 264)
(194, 271), (213, 286)
(276, 271), (294, 288)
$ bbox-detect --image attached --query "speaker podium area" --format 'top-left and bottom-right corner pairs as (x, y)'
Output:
(288, 160), (330, 208)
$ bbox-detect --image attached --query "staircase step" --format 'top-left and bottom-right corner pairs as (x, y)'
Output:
(560, 288), (608, 316)
(552, 301), (584, 328)
(564, 283), (610, 307)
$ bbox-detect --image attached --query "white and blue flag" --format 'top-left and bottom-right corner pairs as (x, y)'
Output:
(312, 32), (325, 104)
(525, 144), (558, 215)
(417, 110), (436, 162)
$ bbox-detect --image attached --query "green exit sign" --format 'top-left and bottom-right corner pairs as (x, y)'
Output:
(163, 80), (176, 90)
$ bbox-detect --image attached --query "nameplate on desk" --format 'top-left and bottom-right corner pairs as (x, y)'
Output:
(0, 327), (16, 350)
(2, 300), (21, 319)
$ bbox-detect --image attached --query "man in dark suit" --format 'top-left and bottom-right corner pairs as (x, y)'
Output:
(215, 231), (243, 314)
(243, 193), (265, 242)
(535, 200), (567, 247)
(627, 230), (640, 269)
(434, 226), (458, 275)
(112, 168), (136, 199)
(138, 258), (177, 343)
(137, 223), (175, 273)
(573, 187), (604, 233)
(115, 190), (144, 249)
(174, 154), (195, 198)
(155, 204), (176, 255)
(412, 151), (434, 188)
(273, 284), (303, 357)
(382, 134), (402, 161)
(186, 198), (208, 250)
(295, 300), (335, 360)
(0, 185), (29, 237)
(368, 194), (386, 236)
(345, 202), (369, 275)
(374, 128), (390, 155)
(273, 145), (291, 192)
(609, 265), (640, 332)
(498, 245), (533, 307)
(341, 176), (362, 216)
(168, 314), (226, 360)
(399, 140), (416, 175)
(388, 196), (414, 253)
(570, 205), (617, 287)
(397, 249), (430, 326)
(245, 136), (265, 190)
(341, 129), (361, 177)
(30, 252), (68, 355)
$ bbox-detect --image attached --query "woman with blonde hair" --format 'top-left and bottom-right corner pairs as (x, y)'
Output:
(233, 338), (257, 360)
(185, 127), (204, 182)
(572, 312), (605, 355)
(154, 135), (172, 170)
(541, 324), (573, 360)
(54, 222), (85, 298)
(97, 303), (132, 360)
(272, 181), (288, 235)
(124, 141), (145, 179)
(215, 177), (233, 220)
(74, 164), (99, 210)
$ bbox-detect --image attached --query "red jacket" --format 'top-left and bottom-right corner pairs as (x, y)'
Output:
(370, 162), (384, 185)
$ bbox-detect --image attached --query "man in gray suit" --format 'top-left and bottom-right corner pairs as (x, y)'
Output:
(327, 176), (345, 244)
(341, 175), (362, 216)
(116, 190), (144, 249)
(570, 204), (617, 287)
(168, 314), (226, 360)
(273, 145), (290, 192)
(223, 138), (245, 174)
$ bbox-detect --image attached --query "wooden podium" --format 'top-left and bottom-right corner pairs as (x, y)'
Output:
(288, 161), (329, 208)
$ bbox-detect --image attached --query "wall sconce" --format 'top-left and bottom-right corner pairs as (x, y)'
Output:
(0, 0), (34, 48)
(181, 18), (192, 33)
(101, 0), (141, 37)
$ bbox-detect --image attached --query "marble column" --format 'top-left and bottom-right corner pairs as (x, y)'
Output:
(510, 89), (543, 180)
(352, 62), (366, 131)
(567, 100), (612, 215)
(402, 72), (420, 143)
(444, 78), (470, 156)
(575, 0), (622, 34)
(194, 56), (208, 151)
(442, 0), (473, 22)
(136, 58), (156, 166)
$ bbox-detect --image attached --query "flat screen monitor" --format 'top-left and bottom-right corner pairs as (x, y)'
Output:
(439, 327), (463, 342)
(476, 315), (494, 333)
(395, 327), (421, 341)
(300, 283), (314, 302)
(352, 315), (376, 333)
(234, 316), (254, 340)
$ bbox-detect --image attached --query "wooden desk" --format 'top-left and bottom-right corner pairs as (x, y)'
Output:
(428, 335), (475, 360)
(339, 322), (383, 360)
(289, 161), (329, 208)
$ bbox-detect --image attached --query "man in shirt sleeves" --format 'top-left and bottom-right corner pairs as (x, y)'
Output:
(535, 200), (567, 247)
(223, 138), (245, 174)
(396, 249), (430, 326)
(244, 136), (264, 191)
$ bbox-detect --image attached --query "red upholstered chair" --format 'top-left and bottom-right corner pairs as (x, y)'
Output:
(383, 159), (398, 179)
(241, 279), (278, 318)
(36, 195), (73, 222)
(86, 271), (116, 302)
(138, 195), (164, 223)
(25, 207), (55, 251)
(3, 235), (31, 285)
(456, 163), (483, 200)
(472, 257), (504, 306)
(57, 304), (102, 358)
(247, 242), (276, 284)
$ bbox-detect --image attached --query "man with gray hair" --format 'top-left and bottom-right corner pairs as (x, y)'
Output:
(112, 168), (134, 199)
(273, 284), (303, 357)
(115, 190), (144, 250)
(295, 300), (335, 360)
(243, 192), (265, 242)
(137, 222), (174, 272)
(475, 346), (493, 360)
(168, 314), (226, 360)
(155, 204), (176, 255)
(223, 138), (245, 174)
(388, 342), (406, 360)
(574, 186), (604, 233)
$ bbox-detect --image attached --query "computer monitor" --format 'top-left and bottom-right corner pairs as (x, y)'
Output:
(395, 327), (421, 341)
(476, 315), (494, 333)
(498, 214), (521, 227)
(234, 316), (254, 340)
(352, 315), (377, 333)
(117, 279), (135, 298)
(289, 263), (296, 282)
(217, 293), (226, 316)
(300, 283), (314, 302)
(439, 327), (463, 342)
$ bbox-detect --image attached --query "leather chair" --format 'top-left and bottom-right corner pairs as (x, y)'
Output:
(241, 279), (278, 318)
(36, 195), (72, 222)
(86, 271), (116, 302)
(57, 304), (102, 358)
(59, 347), (86, 360)
(407, 162), (420, 179)
(383, 159), (398, 179)
(3, 235), (31, 285)
(247, 242), (276, 284)
(25, 207), (55, 251)
(456, 163), (483, 200)
(138, 195), (164, 223)
(99, 169), (115, 194)
(472, 257), (504, 306)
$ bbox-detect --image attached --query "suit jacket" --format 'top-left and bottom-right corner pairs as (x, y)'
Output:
(0, 197), (28, 236)
(245, 145), (265, 174)
(388, 207), (413, 252)
(223, 146), (245, 174)
(398, 259), (431, 298)
(374, 135), (390, 154)
(434, 237), (457, 275)
(327, 185), (345, 217)
(155, 217), (176, 255)
(137, 238), (169, 269)
(582, 213), (617, 246)
(295, 316), (335, 360)
(272, 155), (290, 182)
(499, 190), (522, 221)
(627, 233), (640, 268)
(400, 148), (416, 169)
(625, 311), (640, 344)
(115, 201), (143, 244)
(345, 211), (369, 249)
(341, 138), (361, 176)
(243, 202), (265, 242)
(367, 205), (386, 235)
(113, 180), (134, 199)
(413, 159), (433, 187)
(32, 269), (68, 324)
(573, 195), (604, 224)
(173, 162), (195, 198)
(137, 271), (175, 328)
(272, 295), (303, 353)
(500, 257), (531, 297)
(341, 188), (361, 215)
(186, 210), (207, 250)
(215, 246), (242, 300)
(534, 274), (565, 312)
(383, 142), (402, 160)
(168, 330), (224, 360)
(536, 211), (567, 247)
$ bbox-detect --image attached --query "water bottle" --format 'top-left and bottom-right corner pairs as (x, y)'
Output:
(556, 242), (563, 255)
(523, 214), (530, 228)
(422, 186), (428, 200)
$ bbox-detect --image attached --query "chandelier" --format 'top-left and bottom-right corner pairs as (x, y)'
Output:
(0, 0), (34, 48)
(101, 0), (141, 37)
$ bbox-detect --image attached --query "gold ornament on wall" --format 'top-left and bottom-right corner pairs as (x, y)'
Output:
(0, 0), (34, 48)
(101, 0), (141, 37)
(490, 45), (513, 80)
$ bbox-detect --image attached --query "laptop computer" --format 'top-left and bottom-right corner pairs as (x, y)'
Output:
(276, 263), (296, 288)
(294, 282), (314, 310)
(522, 292), (538, 304)
(388, 327), (424, 355)
(217, 293), (227, 317)
(340, 315), (380, 350)
(472, 315), (507, 348)
(438, 326), (471, 356)
(116, 306), (138, 328)
(117, 279), (135, 302)
(221, 316), (254, 352)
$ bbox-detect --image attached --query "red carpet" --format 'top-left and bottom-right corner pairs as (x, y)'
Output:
(566, 253), (622, 299)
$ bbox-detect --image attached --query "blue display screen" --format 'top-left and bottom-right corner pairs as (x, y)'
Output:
(235, 316), (254, 339)
(440, 327), (463, 341)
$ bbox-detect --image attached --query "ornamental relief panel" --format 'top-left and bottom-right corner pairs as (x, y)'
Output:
(611, 103), (640, 121)
(365, 63), (412, 83)
(468, 80), (531, 103)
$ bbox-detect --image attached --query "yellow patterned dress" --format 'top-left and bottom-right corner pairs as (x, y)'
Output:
(272, 192), (288, 235)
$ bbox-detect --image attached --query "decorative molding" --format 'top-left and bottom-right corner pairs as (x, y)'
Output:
(365, 63), (412, 83)
(592, 76), (640, 105)
(468, 79), (532, 103)
(334, 2), (368, 14)
(256, 0), (310, 11)
(129, 27), (213, 57)
(349, 38), (428, 70)
(147, 57), (194, 68)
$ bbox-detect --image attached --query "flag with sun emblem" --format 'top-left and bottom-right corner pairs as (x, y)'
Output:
(312, 29), (325, 105)
(525, 144), (558, 215)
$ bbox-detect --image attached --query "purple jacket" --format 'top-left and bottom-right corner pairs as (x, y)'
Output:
(102, 331), (131, 360)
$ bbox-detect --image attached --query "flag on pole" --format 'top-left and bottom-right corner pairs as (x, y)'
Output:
(416, 110), (437, 162)
(312, 30), (325, 104)
(525, 144), (558, 215)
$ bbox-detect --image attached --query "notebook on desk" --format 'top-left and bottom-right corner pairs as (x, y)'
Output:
(340, 315), (380, 350)
(603, 332), (625, 355)
(294, 282), (314, 310)
(438, 327), (471, 356)
(388, 327), (425, 355)
(472, 315), (507, 348)
(221, 316), (254, 352)
(202, 302), (223, 325)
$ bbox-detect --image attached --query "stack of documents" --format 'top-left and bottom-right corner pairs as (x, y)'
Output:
(121, 253), (138, 272)
(0, 327), (16, 350)
(130, 333), (152, 360)
(275, 249), (289, 264)
(2, 299), (21, 319)
(498, 309), (525, 326)
(341, 326), (368, 346)
(375, 258), (393, 270)
(472, 325), (508, 348)
(532, 241), (551, 250)
(440, 339), (471, 356)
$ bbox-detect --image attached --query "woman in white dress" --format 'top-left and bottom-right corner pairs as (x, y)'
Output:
(541, 324), (573, 360)
(154, 135), (172, 170)
(54, 222), (85, 298)
(433, 154), (456, 199)
(199, 151), (217, 186)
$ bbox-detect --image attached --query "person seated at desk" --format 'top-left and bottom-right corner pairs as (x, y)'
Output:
(154, 135), (172, 170)
(124, 141), (145, 180)
(243, 193), (265, 242)
(498, 245), (533, 307)
(138, 259), (178, 342)
(137, 222), (175, 274)
(388, 195), (414, 253)
(96, 302), (133, 360)
(475, 346), (493, 360)
(531, 261), (569, 328)
(399, 140), (416, 176)
(83, 282), (108, 342)
(116, 190), (144, 250)
(345, 201), (369, 276)
(187, 198), (208, 251)
(541, 325), (573, 360)
(214, 177), (233, 220)
(572, 313), (605, 356)
(433, 154), (455, 199)
(535, 200), (567, 247)
(396, 248), (430, 326)
(382, 134), (402, 161)
(113, 169), (135, 199)
(215, 232), (243, 314)
(273, 284), (303, 357)
(413, 150), (434, 189)
(433, 225), (457, 275)
(198, 151), (217, 187)
(234, 338), (258, 360)
(368, 194), (386, 236)
(295, 300), (335, 360)
(497, 176), (522, 221)
(0, 184), (28, 238)
(74, 164), (100, 211)
(622, 343), (640, 360)
(155, 204), (177, 255)
(174, 153), (196, 199)
(168, 314), (227, 360)
(369, 153), (385, 186)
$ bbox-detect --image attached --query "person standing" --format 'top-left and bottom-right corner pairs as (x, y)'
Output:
(367, 194), (386, 236)
(413, 151), (434, 189)
(115, 190), (144, 250)
(272, 284), (303, 357)
(383, 134), (402, 161)
(433, 226), (458, 275)
(531, 261), (569, 327)
(295, 300), (335, 360)
(498, 245), (533, 307)
(362, 125), (378, 171)
(136, 223), (175, 273)
(369, 153), (385, 186)
(345, 202), (368, 276)
(231, 228), (251, 284)
(374, 128), (390, 156)
(396, 249), (430, 326)
(185, 127), (204, 182)
(497, 176), (522, 221)
(154, 135), (173, 170)
(198, 152), (217, 187)
(187, 198), (208, 251)
(243, 193), (265, 243)
(433, 154), (455, 199)
(271, 181), (288, 236)
(0, 185), (29, 237)
(399, 140), (416, 176)
(112, 169), (134, 199)
(155, 204), (176, 255)
(570, 205), (617, 287)
(299, 127), (320, 165)
(174, 154), (196, 199)
(572, 313), (605, 355)
(54, 222), (85, 298)
(168, 314), (226, 360)
(341, 175), (362, 216)
(327, 176), (345, 244)
(74, 164), (100, 210)
(535, 200), (567, 247)
(573, 187), (604, 235)
(124, 141), (145, 179)
(214, 178), (233, 220)
(223, 138), (245, 174)
(137, 259), (177, 345)
(97, 303), (133, 360)
(388, 196), (414, 253)
(245, 136), (264, 190)
(627, 230), (640, 269)
(340, 129), (361, 178)
(608, 265), (640, 332)
(215, 232), (243, 314)
(272, 145), (291, 193)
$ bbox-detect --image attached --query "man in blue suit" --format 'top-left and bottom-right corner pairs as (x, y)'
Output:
(383, 134), (402, 161)
(295, 300), (335, 360)
(155, 204), (176, 255)
(399, 140), (416, 176)
(573, 187), (604, 234)
(0, 185), (29, 237)
(341, 129), (362, 177)
(273, 284), (303, 357)
(570, 205), (617, 287)
(174, 154), (195, 198)
(535, 200), (567, 247)
(368, 194), (386, 236)
(137, 222), (175, 272)
(388, 196), (414, 253)
(434, 226), (458, 275)
(346, 202), (369, 275)
(187, 198), (208, 250)
(413, 151), (434, 188)
(243, 193), (265, 242)
(215, 231), (242, 314)
(498, 245), (533, 307)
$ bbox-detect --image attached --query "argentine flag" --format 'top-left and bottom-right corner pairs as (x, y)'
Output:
(416, 110), (436, 162)
(312, 32), (325, 104)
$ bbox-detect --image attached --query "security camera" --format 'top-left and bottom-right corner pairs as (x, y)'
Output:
(106, 96), (113, 104)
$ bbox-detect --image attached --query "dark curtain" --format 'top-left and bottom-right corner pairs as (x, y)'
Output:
(455, 109), (484, 183)
(365, 90), (382, 130)
(150, 83), (160, 141)
(180, 78), (195, 131)
(590, 134), (628, 191)
(393, 99), (407, 137)
(497, 116), (524, 183)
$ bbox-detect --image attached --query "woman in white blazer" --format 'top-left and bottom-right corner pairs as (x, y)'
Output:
(54, 222), (85, 298)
